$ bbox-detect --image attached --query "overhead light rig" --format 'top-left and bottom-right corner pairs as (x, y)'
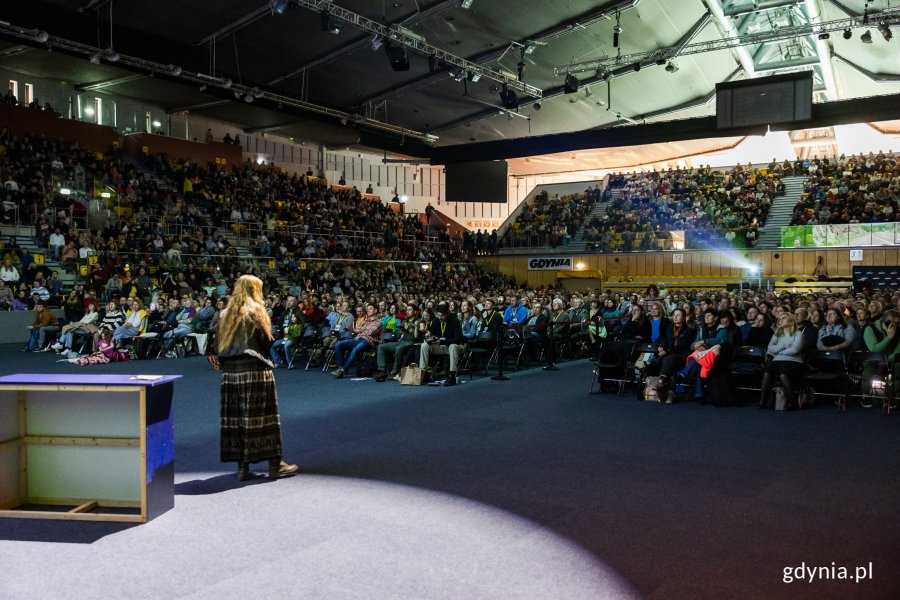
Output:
(0, 21), (438, 144)
(290, 0), (542, 99)
(554, 7), (900, 77)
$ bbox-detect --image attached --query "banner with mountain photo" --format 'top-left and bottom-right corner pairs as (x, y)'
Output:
(781, 223), (897, 248)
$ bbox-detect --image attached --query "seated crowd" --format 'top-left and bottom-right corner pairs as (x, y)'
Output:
(500, 188), (600, 249)
(586, 164), (784, 251)
(596, 283), (900, 409)
(790, 152), (899, 225)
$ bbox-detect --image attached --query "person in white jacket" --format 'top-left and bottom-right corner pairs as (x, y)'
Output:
(759, 313), (806, 410)
(52, 302), (100, 353)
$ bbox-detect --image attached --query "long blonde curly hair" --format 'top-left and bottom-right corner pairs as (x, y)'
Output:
(217, 275), (273, 354)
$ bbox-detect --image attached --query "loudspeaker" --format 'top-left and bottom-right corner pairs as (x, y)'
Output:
(564, 74), (579, 94)
(385, 46), (410, 71)
(726, 283), (740, 292)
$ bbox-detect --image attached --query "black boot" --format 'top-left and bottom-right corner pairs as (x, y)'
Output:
(443, 371), (457, 387)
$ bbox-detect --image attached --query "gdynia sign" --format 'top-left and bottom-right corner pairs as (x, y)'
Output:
(527, 257), (574, 271)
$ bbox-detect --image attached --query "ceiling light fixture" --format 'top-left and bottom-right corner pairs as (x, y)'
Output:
(843, 27), (852, 39)
(860, 30), (873, 43)
(460, 0), (474, 9)
(665, 61), (679, 73)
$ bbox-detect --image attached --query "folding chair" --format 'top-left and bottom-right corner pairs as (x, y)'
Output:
(804, 350), (848, 412)
(624, 342), (660, 398)
(590, 340), (634, 394)
(728, 346), (767, 397)
(846, 351), (888, 411)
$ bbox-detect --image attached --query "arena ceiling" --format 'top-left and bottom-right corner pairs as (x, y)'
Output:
(1, 0), (898, 165)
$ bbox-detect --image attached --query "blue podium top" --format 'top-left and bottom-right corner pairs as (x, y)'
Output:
(0, 374), (183, 387)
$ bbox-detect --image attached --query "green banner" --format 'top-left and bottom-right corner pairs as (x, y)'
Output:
(781, 223), (898, 248)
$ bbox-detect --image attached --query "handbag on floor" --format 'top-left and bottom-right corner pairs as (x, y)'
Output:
(642, 376), (662, 402)
(400, 363), (428, 386)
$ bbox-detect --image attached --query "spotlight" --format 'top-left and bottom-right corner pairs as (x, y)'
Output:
(428, 54), (436, 72)
(488, 83), (500, 94)
(633, 63), (641, 72)
(748, 265), (759, 275)
(564, 73), (579, 94)
(532, 101), (541, 111)
(466, 70), (481, 82)
(244, 93), (254, 103)
(878, 22), (892, 42)
(251, 87), (262, 98)
(234, 90), (243, 99)
(89, 52), (101, 64)
(371, 35), (383, 51)
(613, 24), (622, 48)
(384, 43), (410, 71)
(269, 0), (289, 15)
(222, 78), (232, 89)
(60, 188), (71, 195)
(656, 58), (666, 66)
(84, 106), (94, 117)
(34, 30), (49, 43)
(460, 0), (474, 8)
(843, 28), (852, 39)
(665, 61), (678, 73)
(168, 64), (182, 76)
(861, 30), (873, 44)
(449, 67), (464, 81)
(152, 120), (162, 128)
(107, 50), (120, 62)
(523, 43), (537, 55)
(499, 84), (518, 109)
(818, 32), (830, 40)
(320, 10), (341, 34)
(400, 195), (408, 203)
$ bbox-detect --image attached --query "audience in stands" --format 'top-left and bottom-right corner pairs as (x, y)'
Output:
(791, 152), (899, 226)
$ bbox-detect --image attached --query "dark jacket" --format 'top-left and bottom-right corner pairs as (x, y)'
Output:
(745, 326), (773, 350)
(660, 323), (695, 354)
(427, 314), (465, 345)
(620, 317), (651, 341)
(479, 309), (505, 335)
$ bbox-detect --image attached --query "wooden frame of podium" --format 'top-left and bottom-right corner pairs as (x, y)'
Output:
(0, 374), (180, 523)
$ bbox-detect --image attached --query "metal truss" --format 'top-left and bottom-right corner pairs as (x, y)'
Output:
(291, 0), (542, 98)
(553, 7), (900, 76)
(0, 21), (438, 144)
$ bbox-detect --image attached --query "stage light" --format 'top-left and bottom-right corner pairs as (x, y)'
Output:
(244, 93), (255, 103)
(450, 67), (465, 81)
(499, 84), (518, 109)
(524, 43), (536, 54)
(89, 52), (101, 64)
(83, 106), (94, 117)
(34, 30), (49, 43)
(269, 0), (289, 15)
(843, 28), (852, 39)
(60, 188), (71, 195)
(878, 22), (892, 42)
(633, 63), (641, 72)
(460, 0), (474, 9)
(152, 120), (162, 128)
(222, 78), (232, 89)
(400, 195), (408, 203)
(748, 265), (759, 275)
(467, 70), (480, 82)
(613, 24), (621, 48)
(100, 192), (111, 198)
(818, 32), (830, 40)
(860, 30), (873, 44)
(665, 61), (678, 73)
(168, 64), (182, 76)
(385, 44), (410, 71)
(371, 35), (383, 51)
(428, 55), (436, 72)
(320, 10), (341, 34)
(564, 74), (579, 94)
(532, 101), (541, 111)
(107, 50), (120, 62)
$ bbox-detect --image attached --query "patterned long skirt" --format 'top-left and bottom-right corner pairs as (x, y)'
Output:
(220, 355), (284, 464)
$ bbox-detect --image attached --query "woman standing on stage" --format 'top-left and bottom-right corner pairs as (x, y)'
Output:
(216, 275), (298, 481)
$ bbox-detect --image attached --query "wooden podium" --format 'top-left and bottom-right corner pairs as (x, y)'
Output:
(0, 374), (180, 523)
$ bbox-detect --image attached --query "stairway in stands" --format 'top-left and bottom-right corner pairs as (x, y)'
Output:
(755, 175), (806, 249)
(570, 187), (620, 251)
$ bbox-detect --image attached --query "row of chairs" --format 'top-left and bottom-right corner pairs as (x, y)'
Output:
(590, 340), (895, 414)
